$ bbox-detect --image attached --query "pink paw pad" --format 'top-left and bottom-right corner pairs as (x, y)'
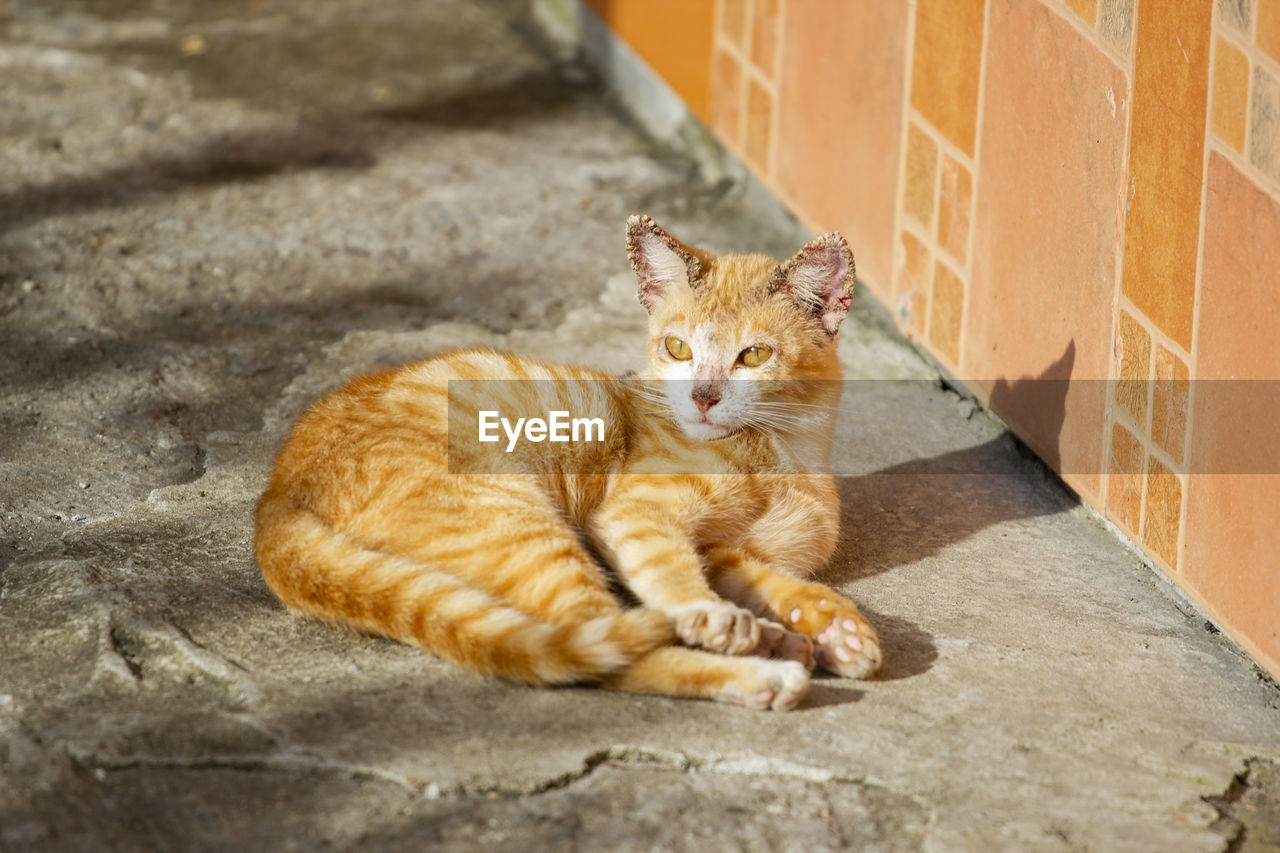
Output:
(783, 593), (881, 679)
(673, 603), (761, 656)
(751, 618), (816, 670)
(724, 660), (810, 711)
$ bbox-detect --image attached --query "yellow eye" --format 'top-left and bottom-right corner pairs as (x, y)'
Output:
(740, 345), (773, 367)
(665, 336), (692, 361)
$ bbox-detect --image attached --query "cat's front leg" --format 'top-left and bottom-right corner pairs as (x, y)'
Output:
(591, 483), (762, 656)
(777, 586), (881, 678)
(707, 547), (881, 679)
(668, 601), (762, 655)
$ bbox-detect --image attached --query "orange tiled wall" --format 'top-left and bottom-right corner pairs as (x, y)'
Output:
(583, 0), (716, 122)
(590, 0), (1280, 679)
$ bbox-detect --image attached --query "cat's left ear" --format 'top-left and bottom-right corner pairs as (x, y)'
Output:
(770, 232), (855, 336)
(626, 214), (712, 312)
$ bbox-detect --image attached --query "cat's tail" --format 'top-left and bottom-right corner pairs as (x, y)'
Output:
(254, 493), (673, 686)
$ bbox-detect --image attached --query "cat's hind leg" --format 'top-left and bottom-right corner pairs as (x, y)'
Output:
(255, 489), (673, 685)
(602, 646), (809, 711)
(367, 475), (628, 625)
(313, 475), (685, 684)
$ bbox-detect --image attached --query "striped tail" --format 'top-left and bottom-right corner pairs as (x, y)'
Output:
(254, 489), (673, 685)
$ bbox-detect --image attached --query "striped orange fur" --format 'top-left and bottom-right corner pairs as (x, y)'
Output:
(255, 215), (881, 711)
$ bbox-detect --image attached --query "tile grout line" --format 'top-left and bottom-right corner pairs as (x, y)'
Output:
(1112, 404), (1187, 483)
(1207, 134), (1280, 204)
(764, 0), (784, 181)
(742, 0), (768, 177)
(900, 219), (935, 255)
(1245, 16), (1280, 198)
(1041, 0), (1133, 76)
(903, 102), (977, 356)
(1205, 29), (1280, 203)
(947, 0), (983, 376)
(905, 116), (954, 364)
(717, 28), (783, 179)
(772, 0), (785, 86)
(906, 107), (978, 173)
(1178, 0), (1219, 579)
(717, 4), (750, 158)
(711, 5), (739, 155)
(1243, 29), (1255, 170)
(1093, 0), (1137, 523)
(1110, 293), (1197, 479)
(717, 36), (778, 99)
(1103, 0), (1142, 549)
(1258, 36), (1280, 80)
(1107, 417), (1148, 542)
(1074, 0), (1099, 28)
(1116, 294), (1191, 366)
(710, 0), (731, 150)
(1228, 12), (1272, 191)
(710, 4), (727, 144)
(959, 0), (995, 375)
(892, 0), (924, 339)
(711, 0), (732, 144)
(928, 123), (943, 267)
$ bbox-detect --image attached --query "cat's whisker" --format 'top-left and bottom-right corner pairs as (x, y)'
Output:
(749, 403), (828, 420)
(768, 430), (804, 464)
(744, 413), (819, 433)
(750, 405), (825, 420)
(753, 400), (844, 415)
(747, 412), (810, 427)
(749, 412), (839, 431)
(621, 384), (669, 400)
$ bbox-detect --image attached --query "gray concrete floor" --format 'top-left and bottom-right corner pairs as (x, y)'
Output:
(2, 1), (1278, 850)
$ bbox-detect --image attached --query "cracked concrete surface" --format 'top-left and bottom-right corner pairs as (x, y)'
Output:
(2, 0), (1278, 850)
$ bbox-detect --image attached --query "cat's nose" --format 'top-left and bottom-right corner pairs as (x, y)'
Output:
(691, 384), (721, 414)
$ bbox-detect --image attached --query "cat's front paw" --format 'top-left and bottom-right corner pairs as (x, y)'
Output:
(780, 587), (881, 679)
(671, 601), (760, 655)
(753, 618), (816, 670)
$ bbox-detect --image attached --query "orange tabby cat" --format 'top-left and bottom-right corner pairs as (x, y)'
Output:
(255, 215), (881, 710)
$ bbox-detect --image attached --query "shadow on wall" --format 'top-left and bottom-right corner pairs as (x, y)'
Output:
(829, 340), (1079, 679)
(988, 338), (1077, 473)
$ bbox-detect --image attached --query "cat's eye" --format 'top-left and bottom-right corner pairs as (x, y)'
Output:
(665, 336), (693, 361)
(739, 345), (773, 367)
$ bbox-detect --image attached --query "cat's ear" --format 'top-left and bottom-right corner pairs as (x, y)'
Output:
(770, 232), (855, 336)
(626, 214), (710, 311)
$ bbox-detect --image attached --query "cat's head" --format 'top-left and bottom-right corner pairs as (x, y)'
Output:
(627, 214), (853, 441)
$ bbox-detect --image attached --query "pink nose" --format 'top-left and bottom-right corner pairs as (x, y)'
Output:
(692, 386), (721, 414)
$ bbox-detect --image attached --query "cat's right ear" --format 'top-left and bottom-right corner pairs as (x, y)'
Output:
(626, 214), (708, 311)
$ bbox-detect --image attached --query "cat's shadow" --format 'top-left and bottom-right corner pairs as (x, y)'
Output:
(833, 340), (1076, 582)
(792, 603), (938, 708)
(822, 342), (1079, 683)
(799, 682), (865, 709)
